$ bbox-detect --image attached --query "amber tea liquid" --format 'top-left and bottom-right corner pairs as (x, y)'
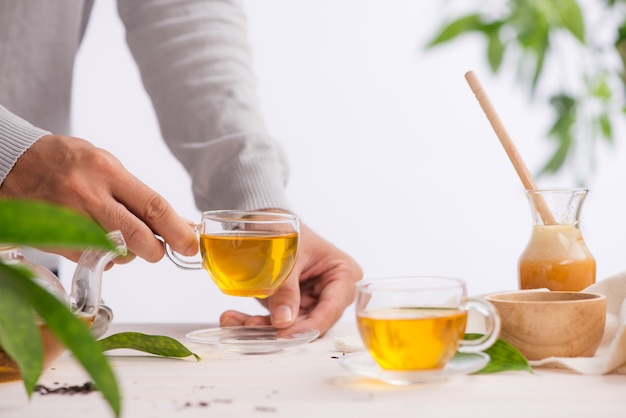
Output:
(199, 231), (298, 298)
(357, 307), (468, 370)
(0, 314), (94, 383)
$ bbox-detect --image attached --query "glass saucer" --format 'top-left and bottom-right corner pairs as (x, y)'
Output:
(185, 325), (320, 354)
(340, 351), (490, 385)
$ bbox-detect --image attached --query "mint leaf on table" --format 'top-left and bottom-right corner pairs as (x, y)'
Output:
(465, 333), (532, 374)
(98, 332), (200, 361)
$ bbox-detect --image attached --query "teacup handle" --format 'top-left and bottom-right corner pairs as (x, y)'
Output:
(164, 242), (203, 270)
(458, 298), (502, 353)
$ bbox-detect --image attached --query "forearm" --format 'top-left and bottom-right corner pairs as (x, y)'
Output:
(117, 0), (290, 211)
(0, 105), (50, 185)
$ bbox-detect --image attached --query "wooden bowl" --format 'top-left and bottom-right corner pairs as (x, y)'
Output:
(484, 291), (606, 361)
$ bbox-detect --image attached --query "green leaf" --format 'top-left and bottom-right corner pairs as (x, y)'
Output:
(0, 200), (114, 251)
(615, 22), (626, 74)
(426, 14), (485, 47)
(556, 0), (585, 42)
(591, 77), (612, 100)
(598, 113), (613, 141)
(536, 93), (576, 175)
(487, 32), (505, 72)
(530, 31), (549, 92)
(98, 332), (200, 361)
(539, 138), (571, 175)
(0, 264), (43, 394)
(617, 19), (626, 44)
(548, 94), (577, 132)
(0, 264), (121, 417)
(465, 334), (532, 374)
(512, 3), (546, 48)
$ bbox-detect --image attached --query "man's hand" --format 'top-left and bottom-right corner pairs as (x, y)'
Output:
(220, 222), (363, 336)
(0, 134), (198, 263)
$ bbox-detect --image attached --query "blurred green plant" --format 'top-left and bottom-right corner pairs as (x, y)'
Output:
(426, 0), (626, 185)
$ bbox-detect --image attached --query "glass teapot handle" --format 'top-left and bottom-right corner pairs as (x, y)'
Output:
(69, 230), (127, 336)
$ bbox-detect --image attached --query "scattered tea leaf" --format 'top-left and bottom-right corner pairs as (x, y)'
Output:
(35, 382), (96, 395)
(98, 332), (200, 361)
(465, 333), (532, 374)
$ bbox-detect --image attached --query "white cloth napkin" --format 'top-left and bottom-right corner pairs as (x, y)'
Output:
(526, 271), (626, 375)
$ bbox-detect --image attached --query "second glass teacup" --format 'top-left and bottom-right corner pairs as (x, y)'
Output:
(355, 276), (501, 371)
(166, 210), (300, 298)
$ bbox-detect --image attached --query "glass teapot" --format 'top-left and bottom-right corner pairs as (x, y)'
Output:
(0, 231), (126, 383)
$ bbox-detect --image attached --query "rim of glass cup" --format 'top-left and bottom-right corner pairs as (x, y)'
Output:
(202, 210), (298, 224)
(356, 276), (467, 293)
(524, 187), (588, 194)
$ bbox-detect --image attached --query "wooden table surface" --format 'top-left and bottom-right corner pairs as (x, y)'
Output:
(1, 322), (625, 418)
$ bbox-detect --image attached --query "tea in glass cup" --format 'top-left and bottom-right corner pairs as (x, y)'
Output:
(355, 276), (501, 371)
(166, 210), (299, 298)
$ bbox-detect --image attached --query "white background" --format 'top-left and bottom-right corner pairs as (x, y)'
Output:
(59, 1), (626, 324)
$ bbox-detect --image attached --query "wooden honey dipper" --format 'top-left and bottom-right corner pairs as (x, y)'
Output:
(464, 70), (555, 225)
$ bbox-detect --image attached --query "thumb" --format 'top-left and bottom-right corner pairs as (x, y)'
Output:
(267, 275), (301, 329)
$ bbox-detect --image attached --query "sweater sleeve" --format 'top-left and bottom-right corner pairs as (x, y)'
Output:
(117, 0), (291, 212)
(0, 105), (50, 185)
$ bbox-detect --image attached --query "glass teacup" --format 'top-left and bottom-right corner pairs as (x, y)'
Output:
(166, 210), (299, 298)
(355, 276), (501, 371)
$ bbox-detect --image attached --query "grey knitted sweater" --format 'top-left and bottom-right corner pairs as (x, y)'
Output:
(0, 0), (290, 212)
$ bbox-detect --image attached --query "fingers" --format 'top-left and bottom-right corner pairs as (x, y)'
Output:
(295, 278), (356, 336)
(218, 222), (363, 337)
(266, 274), (301, 328)
(84, 152), (197, 263)
(220, 310), (270, 327)
(2, 135), (198, 264)
(220, 275), (303, 329)
(289, 224), (362, 335)
(111, 174), (198, 259)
